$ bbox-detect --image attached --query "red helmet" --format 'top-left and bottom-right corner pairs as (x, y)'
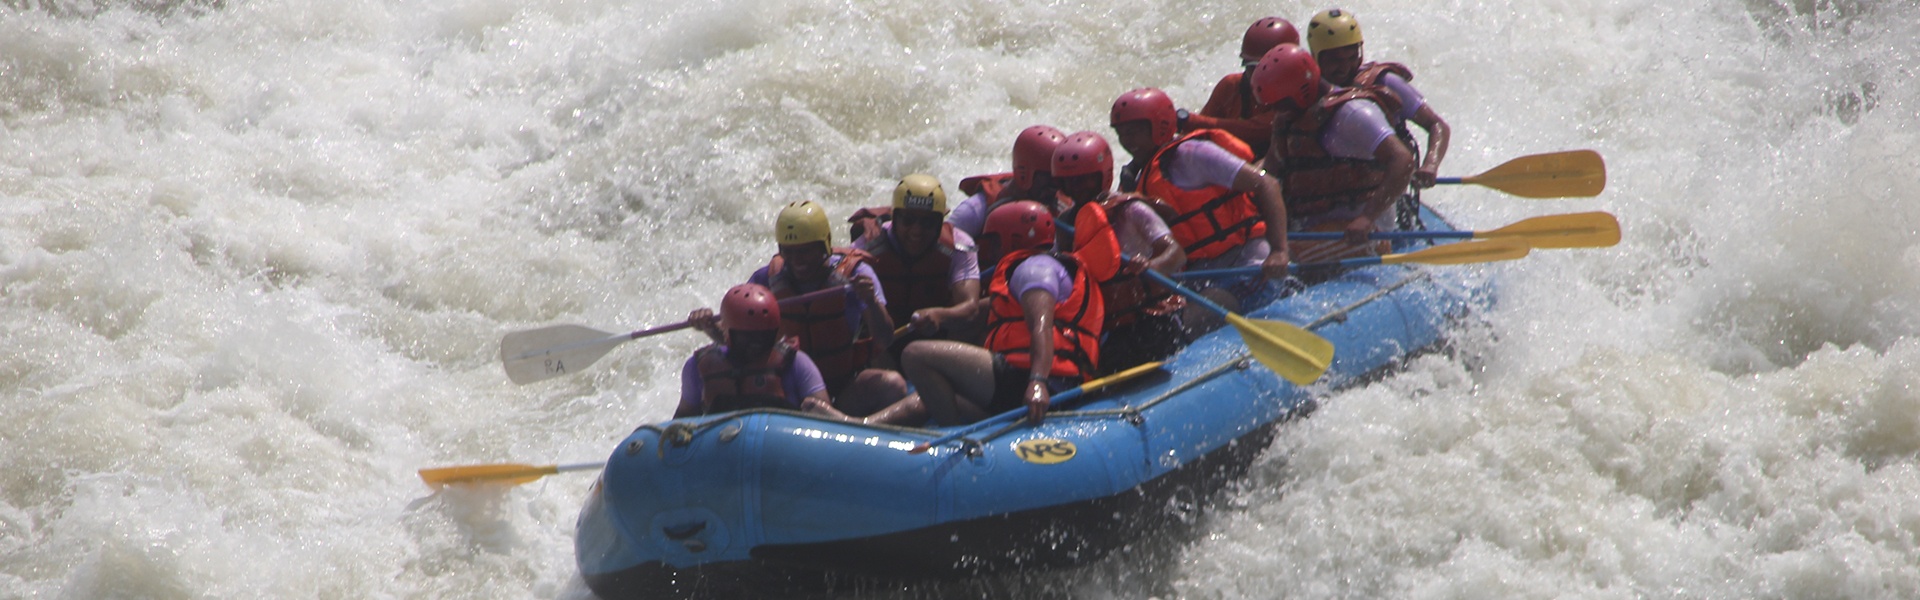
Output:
(1011, 125), (1067, 190)
(1240, 17), (1301, 66)
(982, 200), (1056, 254)
(1051, 130), (1114, 195)
(719, 283), (781, 332)
(1251, 43), (1321, 110)
(1109, 88), (1178, 149)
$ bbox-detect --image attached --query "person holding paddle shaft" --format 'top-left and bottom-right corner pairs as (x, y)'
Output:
(1307, 9), (1451, 230)
(850, 174), (983, 349)
(1186, 16), (1300, 159)
(674, 284), (832, 418)
(1252, 43), (1416, 265)
(1049, 131), (1188, 374)
(1308, 9), (1449, 190)
(901, 200), (1106, 425)
(947, 125), (1070, 240)
(1110, 88), (1293, 330)
(733, 201), (911, 419)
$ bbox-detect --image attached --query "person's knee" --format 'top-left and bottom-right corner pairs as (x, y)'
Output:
(901, 340), (936, 370)
(851, 369), (910, 400)
(841, 369), (910, 416)
(867, 369), (909, 396)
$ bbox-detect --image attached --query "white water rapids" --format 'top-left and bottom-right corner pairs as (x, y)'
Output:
(3, 0), (1917, 597)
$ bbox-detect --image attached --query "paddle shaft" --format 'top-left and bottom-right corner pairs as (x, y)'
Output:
(501, 284), (856, 384)
(909, 387), (1093, 454)
(1177, 252), (1494, 280)
(1288, 212), (1619, 249)
(1141, 269), (1234, 317)
(908, 361), (1163, 454)
(1140, 268), (1335, 386)
(511, 284), (849, 359)
(510, 321), (695, 363)
(1287, 230), (1474, 242)
(1180, 238), (1532, 280)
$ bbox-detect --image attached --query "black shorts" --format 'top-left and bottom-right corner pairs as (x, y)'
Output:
(986, 354), (1082, 415)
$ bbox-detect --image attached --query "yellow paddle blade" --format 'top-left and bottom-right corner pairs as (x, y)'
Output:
(1478, 212), (1621, 249)
(418, 463), (560, 488)
(1227, 313), (1335, 385)
(1381, 239), (1531, 266)
(1461, 150), (1606, 198)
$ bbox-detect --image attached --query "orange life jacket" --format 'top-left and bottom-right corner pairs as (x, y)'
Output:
(856, 213), (962, 325)
(694, 342), (797, 414)
(983, 250), (1105, 379)
(1066, 200), (1124, 286)
(958, 173), (1014, 206)
(765, 248), (874, 393)
(1138, 129), (1268, 261)
(1084, 196), (1183, 328)
(960, 172), (1070, 216)
(1268, 86), (1406, 228)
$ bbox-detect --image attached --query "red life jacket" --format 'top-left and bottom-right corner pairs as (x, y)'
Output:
(1267, 86), (1406, 228)
(845, 206), (891, 246)
(765, 248), (874, 393)
(1197, 71), (1277, 156)
(858, 217), (961, 325)
(1138, 129), (1268, 261)
(983, 250), (1105, 379)
(1352, 62), (1421, 154)
(694, 342), (798, 414)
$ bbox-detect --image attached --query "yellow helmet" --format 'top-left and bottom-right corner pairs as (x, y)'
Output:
(891, 173), (947, 214)
(775, 200), (831, 246)
(1306, 8), (1363, 55)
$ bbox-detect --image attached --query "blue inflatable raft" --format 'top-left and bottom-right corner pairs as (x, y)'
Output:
(575, 207), (1494, 598)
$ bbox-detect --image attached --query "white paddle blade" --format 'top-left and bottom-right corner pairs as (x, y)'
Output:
(500, 325), (626, 384)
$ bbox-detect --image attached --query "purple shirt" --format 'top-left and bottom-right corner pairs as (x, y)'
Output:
(677, 346), (828, 416)
(748, 256), (887, 339)
(1008, 254), (1072, 302)
(950, 192), (990, 240)
(1322, 95), (1396, 160)
(1109, 200), (1174, 261)
(1161, 139), (1248, 191)
(1379, 73), (1426, 121)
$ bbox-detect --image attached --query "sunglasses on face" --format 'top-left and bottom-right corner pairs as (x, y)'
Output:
(894, 212), (943, 229)
(1059, 173), (1105, 198)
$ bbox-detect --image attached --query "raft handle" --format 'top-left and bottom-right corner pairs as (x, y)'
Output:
(962, 439), (985, 458)
(660, 423), (697, 456)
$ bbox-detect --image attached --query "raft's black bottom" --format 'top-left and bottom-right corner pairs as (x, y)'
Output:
(583, 420), (1288, 600)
